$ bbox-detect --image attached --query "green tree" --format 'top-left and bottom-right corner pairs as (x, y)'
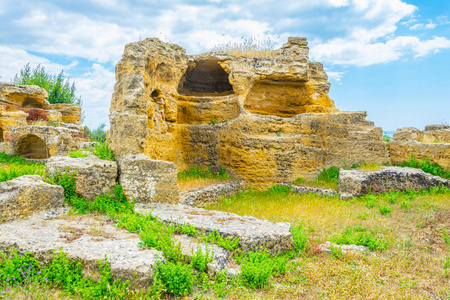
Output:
(12, 63), (82, 106)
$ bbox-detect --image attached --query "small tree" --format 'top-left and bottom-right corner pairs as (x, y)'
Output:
(12, 63), (82, 106)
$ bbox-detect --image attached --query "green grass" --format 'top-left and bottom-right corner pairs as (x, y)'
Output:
(89, 139), (114, 161)
(397, 154), (450, 179)
(292, 166), (339, 190)
(178, 165), (230, 181)
(0, 154), (45, 182)
(68, 150), (88, 158)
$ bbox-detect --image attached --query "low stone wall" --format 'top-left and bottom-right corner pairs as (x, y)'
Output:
(180, 181), (244, 206)
(339, 167), (449, 199)
(287, 184), (338, 196)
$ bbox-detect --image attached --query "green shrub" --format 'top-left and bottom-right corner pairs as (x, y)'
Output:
(330, 226), (388, 251)
(316, 166), (339, 186)
(0, 248), (41, 287)
(46, 171), (78, 200)
(291, 222), (308, 252)
(397, 154), (450, 179)
(155, 261), (194, 296)
(68, 150), (88, 158)
(379, 205), (392, 215)
(238, 250), (287, 289)
(12, 63), (81, 106)
(190, 246), (214, 272)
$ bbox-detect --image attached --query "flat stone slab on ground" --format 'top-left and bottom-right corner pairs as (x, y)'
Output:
(180, 181), (244, 207)
(136, 203), (294, 254)
(339, 166), (450, 199)
(0, 208), (163, 287)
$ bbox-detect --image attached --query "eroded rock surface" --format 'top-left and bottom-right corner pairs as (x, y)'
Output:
(136, 203), (294, 255)
(339, 167), (450, 199)
(0, 175), (64, 223)
(46, 155), (118, 201)
(388, 126), (450, 169)
(119, 154), (179, 203)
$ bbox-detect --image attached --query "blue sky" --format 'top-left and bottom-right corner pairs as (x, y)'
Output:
(0, 0), (449, 131)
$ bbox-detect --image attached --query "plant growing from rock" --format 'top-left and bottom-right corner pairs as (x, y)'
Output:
(154, 261), (194, 296)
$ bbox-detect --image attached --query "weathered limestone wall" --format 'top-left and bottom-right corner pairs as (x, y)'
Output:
(110, 37), (389, 188)
(0, 83), (84, 158)
(388, 126), (450, 169)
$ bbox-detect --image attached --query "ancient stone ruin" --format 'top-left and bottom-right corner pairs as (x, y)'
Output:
(109, 37), (390, 189)
(0, 83), (84, 159)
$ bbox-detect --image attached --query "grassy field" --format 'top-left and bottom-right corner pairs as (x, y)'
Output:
(206, 188), (450, 299)
(1, 159), (449, 299)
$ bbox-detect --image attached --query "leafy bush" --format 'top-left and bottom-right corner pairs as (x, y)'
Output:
(190, 246), (214, 272)
(330, 226), (388, 251)
(397, 154), (450, 179)
(379, 205), (392, 215)
(154, 261), (194, 296)
(291, 222), (308, 252)
(316, 166), (339, 186)
(12, 63), (81, 105)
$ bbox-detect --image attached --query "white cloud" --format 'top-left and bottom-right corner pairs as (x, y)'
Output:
(409, 21), (436, 30)
(72, 64), (115, 128)
(0, 46), (74, 82)
(327, 71), (345, 82)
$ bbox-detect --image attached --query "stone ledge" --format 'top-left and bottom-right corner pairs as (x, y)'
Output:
(136, 203), (295, 255)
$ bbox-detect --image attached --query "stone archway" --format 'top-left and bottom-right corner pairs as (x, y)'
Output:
(16, 134), (49, 159)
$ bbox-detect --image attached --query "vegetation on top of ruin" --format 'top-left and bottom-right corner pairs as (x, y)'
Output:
(210, 36), (279, 57)
(11, 63), (82, 108)
(292, 166), (339, 190)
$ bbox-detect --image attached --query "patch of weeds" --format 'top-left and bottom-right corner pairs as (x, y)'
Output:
(178, 165), (230, 181)
(400, 200), (412, 210)
(330, 245), (344, 260)
(439, 228), (450, 245)
(238, 250), (287, 289)
(379, 205), (392, 215)
(291, 222), (308, 252)
(397, 154), (450, 179)
(357, 212), (370, 220)
(210, 117), (218, 125)
(364, 194), (378, 208)
(154, 261), (194, 297)
(357, 162), (384, 171)
(292, 177), (306, 185)
(315, 166), (339, 188)
(190, 246), (214, 272)
(0, 163), (45, 182)
(387, 190), (400, 204)
(68, 150), (88, 158)
(213, 270), (230, 298)
(89, 139), (114, 161)
(268, 184), (292, 194)
(444, 256), (450, 277)
(205, 230), (240, 251)
(383, 135), (391, 143)
(330, 225), (389, 251)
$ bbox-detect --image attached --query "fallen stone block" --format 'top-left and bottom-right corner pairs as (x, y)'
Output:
(0, 175), (64, 223)
(0, 209), (164, 288)
(46, 155), (118, 201)
(119, 154), (179, 203)
(339, 166), (450, 199)
(180, 181), (244, 206)
(136, 203), (295, 255)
